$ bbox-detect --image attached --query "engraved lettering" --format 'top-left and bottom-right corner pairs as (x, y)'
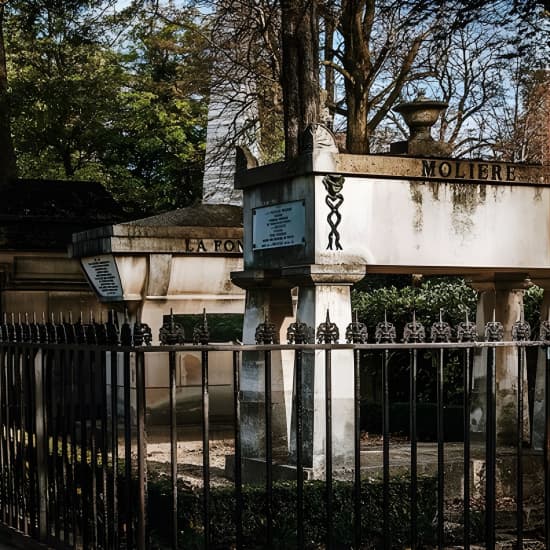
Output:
(507, 165), (516, 181)
(438, 161), (451, 178)
(478, 164), (488, 180)
(422, 160), (436, 177)
(214, 240), (222, 252)
(224, 240), (235, 252)
(185, 239), (194, 252)
(491, 165), (502, 181)
(455, 162), (465, 178)
(197, 240), (206, 252)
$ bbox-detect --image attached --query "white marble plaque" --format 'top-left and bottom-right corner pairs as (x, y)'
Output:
(253, 200), (305, 250)
(81, 255), (123, 300)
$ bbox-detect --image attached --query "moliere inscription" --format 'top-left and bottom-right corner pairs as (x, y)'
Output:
(422, 159), (516, 182)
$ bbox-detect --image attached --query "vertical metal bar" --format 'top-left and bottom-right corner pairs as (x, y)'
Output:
(60, 348), (70, 545)
(233, 351), (243, 549)
(463, 348), (471, 550)
(51, 348), (61, 543)
(516, 346), (524, 548)
(410, 349), (418, 549)
(296, 348), (304, 549)
(545, 344), (550, 550)
(201, 349), (210, 549)
(136, 351), (147, 550)
(325, 347), (333, 549)
(35, 349), (48, 543)
(79, 348), (89, 549)
(437, 348), (445, 549)
(353, 347), (361, 549)
(169, 351), (178, 550)
(264, 349), (273, 546)
(123, 351), (133, 549)
(110, 351), (119, 550)
(382, 349), (390, 550)
(486, 345), (496, 550)
(0, 345), (7, 525)
(89, 349), (98, 548)
(99, 349), (109, 550)
(68, 349), (78, 549)
(15, 345), (25, 532)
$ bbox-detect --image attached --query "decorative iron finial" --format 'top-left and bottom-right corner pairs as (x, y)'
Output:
(403, 311), (425, 343)
(0, 313), (8, 342)
(316, 310), (339, 344)
(106, 310), (120, 345)
(375, 310), (396, 343)
(431, 308), (452, 343)
(512, 306), (531, 341)
(540, 308), (550, 342)
(457, 309), (477, 342)
(193, 309), (210, 345)
(255, 313), (278, 344)
(21, 313), (31, 343)
(345, 311), (368, 344)
(287, 321), (315, 344)
(120, 309), (132, 346)
(159, 309), (185, 345)
(14, 313), (23, 343)
(485, 309), (503, 342)
(134, 322), (153, 346)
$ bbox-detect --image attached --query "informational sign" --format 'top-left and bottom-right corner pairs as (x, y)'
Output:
(252, 200), (306, 250)
(81, 255), (123, 300)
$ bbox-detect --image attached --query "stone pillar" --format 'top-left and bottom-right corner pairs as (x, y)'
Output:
(530, 281), (550, 449)
(233, 271), (294, 461)
(470, 279), (530, 445)
(286, 265), (364, 475)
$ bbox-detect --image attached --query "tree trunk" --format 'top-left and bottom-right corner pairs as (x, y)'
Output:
(280, 0), (320, 159)
(341, 0), (371, 154)
(0, 2), (17, 186)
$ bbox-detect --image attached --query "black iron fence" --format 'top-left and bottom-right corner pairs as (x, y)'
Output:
(0, 310), (548, 549)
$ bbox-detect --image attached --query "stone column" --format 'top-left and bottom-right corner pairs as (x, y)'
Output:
(286, 265), (365, 475)
(529, 280), (550, 449)
(470, 279), (530, 446)
(232, 271), (294, 461)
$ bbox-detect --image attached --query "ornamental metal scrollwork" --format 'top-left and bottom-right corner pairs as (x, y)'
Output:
(346, 311), (368, 344)
(323, 174), (345, 250)
(255, 315), (278, 344)
(403, 312), (425, 343)
(512, 319), (531, 341)
(193, 309), (210, 345)
(159, 309), (185, 345)
(431, 310), (452, 343)
(540, 320), (550, 342)
(375, 312), (396, 344)
(485, 321), (504, 342)
(316, 310), (339, 344)
(457, 321), (478, 342)
(287, 322), (315, 344)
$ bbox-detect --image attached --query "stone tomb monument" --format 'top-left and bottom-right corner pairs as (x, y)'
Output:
(232, 101), (550, 475)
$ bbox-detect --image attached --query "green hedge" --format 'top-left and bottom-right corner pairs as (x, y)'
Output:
(147, 474), (438, 549)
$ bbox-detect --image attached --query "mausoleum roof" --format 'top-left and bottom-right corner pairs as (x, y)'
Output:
(124, 203), (242, 228)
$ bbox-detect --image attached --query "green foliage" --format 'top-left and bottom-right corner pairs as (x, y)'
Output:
(352, 277), (478, 335)
(147, 475), (438, 549)
(5, 1), (208, 214)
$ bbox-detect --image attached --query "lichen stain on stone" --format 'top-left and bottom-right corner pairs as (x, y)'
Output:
(450, 183), (485, 238)
(409, 181), (424, 232)
(427, 181), (440, 201)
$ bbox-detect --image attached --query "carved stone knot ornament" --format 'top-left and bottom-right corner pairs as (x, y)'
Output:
(323, 174), (345, 250)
